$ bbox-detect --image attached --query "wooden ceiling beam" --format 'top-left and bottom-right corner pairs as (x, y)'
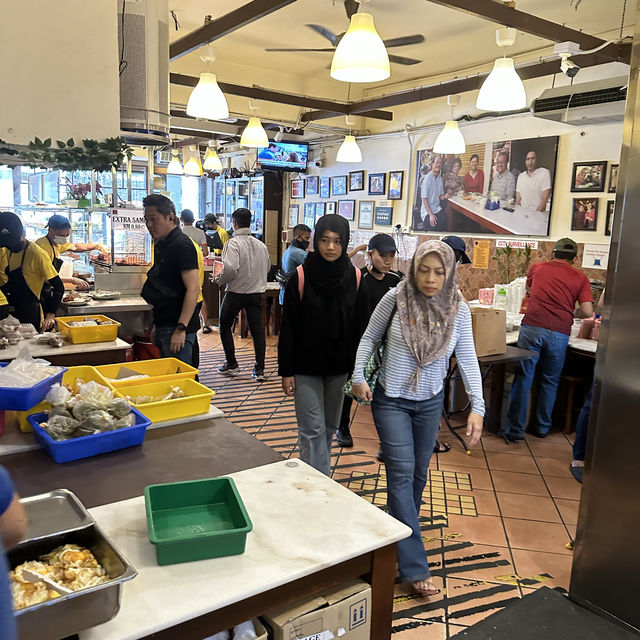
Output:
(170, 0), (299, 60)
(170, 73), (393, 121)
(424, 0), (630, 63)
(169, 110), (305, 137)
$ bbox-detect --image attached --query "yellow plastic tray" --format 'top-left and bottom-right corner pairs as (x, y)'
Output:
(56, 315), (121, 344)
(116, 378), (214, 423)
(13, 366), (113, 432)
(96, 358), (198, 389)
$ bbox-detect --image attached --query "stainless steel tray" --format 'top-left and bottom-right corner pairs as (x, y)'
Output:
(11, 491), (137, 640)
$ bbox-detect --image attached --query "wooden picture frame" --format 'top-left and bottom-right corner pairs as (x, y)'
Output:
(288, 204), (299, 228)
(368, 172), (386, 196)
(605, 200), (615, 236)
(291, 179), (305, 199)
(608, 164), (619, 193)
(349, 170), (365, 191)
(319, 177), (330, 198)
(388, 170), (404, 200)
(306, 176), (319, 196)
(571, 197), (599, 231)
(358, 201), (374, 229)
(571, 161), (607, 193)
(331, 175), (347, 196)
(337, 199), (355, 221)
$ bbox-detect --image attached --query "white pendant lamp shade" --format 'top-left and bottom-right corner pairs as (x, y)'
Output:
(330, 13), (390, 83)
(476, 58), (526, 111)
(186, 73), (229, 120)
(240, 116), (269, 148)
(433, 121), (466, 154)
(183, 146), (203, 176)
(203, 145), (223, 171)
(336, 135), (362, 163)
(166, 149), (183, 175)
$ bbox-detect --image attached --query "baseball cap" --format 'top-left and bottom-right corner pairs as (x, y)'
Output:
(441, 235), (471, 264)
(47, 214), (72, 230)
(368, 234), (397, 254)
(204, 213), (218, 225)
(0, 211), (24, 236)
(553, 237), (578, 256)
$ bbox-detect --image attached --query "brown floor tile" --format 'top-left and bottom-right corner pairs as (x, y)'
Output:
(511, 549), (573, 590)
(437, 465), (493, 491)
(390, 622), (450, 640)
(446, 577), (520, 626)
(535, 457), (573, 478)
(491, 471), (550, 497)
(545, 476), (582, 500)
(437, 514), (508, 548)
(566, 524), (577, 539)
(496, 493), (561, 523)
(434, 543), (514, 584)
(486, 452), (539, 474)
(555, 498), (580, 526)
(349, 422), (378, 439)
(482, 436), (532, 456)
(527, 440), (572, 460)
(525, 431), (571, 445)
(435, 448), (488, 470)
(503, 518), (573, 555)
(472, 489), (500, 516)
(346, 437), (380, 456)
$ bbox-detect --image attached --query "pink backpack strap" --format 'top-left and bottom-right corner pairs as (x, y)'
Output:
(297, 264), (305, 300)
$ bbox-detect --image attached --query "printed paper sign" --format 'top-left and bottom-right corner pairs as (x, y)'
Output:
(582, 243), (609, 270)
(472, 240), (491, 269)
(495, 239), (538, 249)
(396, 233), (418, 261)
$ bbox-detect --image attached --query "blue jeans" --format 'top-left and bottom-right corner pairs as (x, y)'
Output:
(372, 387), (444, 583)
(506, 324), (569, 438)
(573, 383), (593, 461)
(154, 326), (197, 365)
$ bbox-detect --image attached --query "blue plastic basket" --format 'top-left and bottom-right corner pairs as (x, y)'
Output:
(0, 362), (67, 411)
(27, 408), (151, 464)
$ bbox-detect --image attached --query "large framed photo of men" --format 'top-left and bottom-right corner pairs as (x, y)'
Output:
(411, 136), (559, 237)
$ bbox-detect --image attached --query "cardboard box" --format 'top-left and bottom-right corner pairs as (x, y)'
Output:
(470, 308), (506, 357)
(262, 580), (371, 640)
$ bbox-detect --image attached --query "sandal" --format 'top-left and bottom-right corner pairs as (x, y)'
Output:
(411, 579), (439, 596)
(202, 325), (213, 334)
(434, 440), (451, 454)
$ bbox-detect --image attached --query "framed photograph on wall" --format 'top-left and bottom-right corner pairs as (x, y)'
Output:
(291, 179), (305, 199)
(315, 202), (325, 220)
(349, 170), (365, 191)
(306, 176), (319, 196)
(608, 164), (619, 193)
(320, 177), (330, 198)
(338, 199), (355, 221)
(303, 202), (316, 227)
(571, 161), (607, 192)
(605, 200), (615, 236)
(331, 175), (347, 196)
(358, 201), (374, 229)
(325, 201), (336, 215)
(288, 204), (299, 228)
(571, 197), (599, 231)
(388, 170), (404, 200)
(374, 202), (393, 226)
(368, 173), (386, 195)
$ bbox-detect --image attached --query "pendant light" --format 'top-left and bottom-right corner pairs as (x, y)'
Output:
(337, 116), (362, 162)
(203, 141), (223, 172)
(433, 95), (466, 154)
(184, 146), (203, 176)
(240, 116), (269, 148)
(476, 29), (526, 112)
(186, 44), (229, 120)
(166, 148), (183, 175)
(330, 0), (390, 83)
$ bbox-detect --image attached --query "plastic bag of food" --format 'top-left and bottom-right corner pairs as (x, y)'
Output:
(77, 381), (114, 407)
(105, 398), (132, 419)
(80, 410), (115, 432)
(0, 315), (20, 331)
(45, 384), (72, 407)
(0, 348), (62, 387)
(17, 323), (38, 339)
(49, 406), (73, 419)
(115, 413), (136, 428)
(72, 400), (101, 421)
(42, 415), (81, 440)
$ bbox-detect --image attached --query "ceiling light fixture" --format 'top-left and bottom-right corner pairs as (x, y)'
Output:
(241, 102), (269, 148)
(166, 148), (183, 175)
(186, 45), (230, 120)
(337, 116), (362, 162)
(476, 28), (526, 112)
(433, 95), (466, 154)
(203, 141), (223, 171)
(184, 145), (203, 176)
(330, 0), (390, 83)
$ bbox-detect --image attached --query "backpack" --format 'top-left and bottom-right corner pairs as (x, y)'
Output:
(296, 264), (361, 300)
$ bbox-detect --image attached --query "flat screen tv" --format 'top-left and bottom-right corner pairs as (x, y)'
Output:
(257, 141), (308, 172)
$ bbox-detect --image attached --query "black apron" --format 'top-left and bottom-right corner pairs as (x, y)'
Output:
(2, 243), (42, 329)
(41, 236), (63, 310)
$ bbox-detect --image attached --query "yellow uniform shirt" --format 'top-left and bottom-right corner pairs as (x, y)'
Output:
(214, 227), (230, 255)
(0, 243), (58, 299)
(34, 235), (73, 263)
(0, 290), (7, 306)
(150, 237), (204, 303)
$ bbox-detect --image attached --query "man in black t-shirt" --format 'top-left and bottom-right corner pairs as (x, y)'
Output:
(141, 194), (201, 365)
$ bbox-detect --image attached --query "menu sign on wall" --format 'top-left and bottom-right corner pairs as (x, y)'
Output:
(111, 208), (151, 266)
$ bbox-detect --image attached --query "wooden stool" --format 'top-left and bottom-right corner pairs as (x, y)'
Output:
(559, 375), (584, 434)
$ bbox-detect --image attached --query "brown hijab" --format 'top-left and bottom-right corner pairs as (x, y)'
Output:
(395, 240), (460, 389)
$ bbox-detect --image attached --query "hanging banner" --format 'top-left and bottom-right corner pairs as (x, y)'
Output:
(472, 240), (491, 269)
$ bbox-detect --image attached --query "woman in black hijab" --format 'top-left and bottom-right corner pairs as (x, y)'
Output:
(278, 215), (369, 475)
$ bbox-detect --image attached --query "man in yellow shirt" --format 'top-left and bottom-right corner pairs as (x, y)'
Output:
(0, 212), (64, 330)
(203, 214), (229, 256)
(35, 215), (106, 290)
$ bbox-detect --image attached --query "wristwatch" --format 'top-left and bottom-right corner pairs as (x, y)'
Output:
(175, 323), (187, 332)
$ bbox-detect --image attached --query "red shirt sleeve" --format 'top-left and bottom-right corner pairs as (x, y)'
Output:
(578, 274), (594, 304)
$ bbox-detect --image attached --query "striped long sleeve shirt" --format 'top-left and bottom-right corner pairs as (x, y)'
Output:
(353, 288), (486, 416)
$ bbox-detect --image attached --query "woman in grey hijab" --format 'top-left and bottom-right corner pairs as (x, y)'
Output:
(351, 240), (484, 596)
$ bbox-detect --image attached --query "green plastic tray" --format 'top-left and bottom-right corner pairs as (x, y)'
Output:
(144, 477), (253, 566)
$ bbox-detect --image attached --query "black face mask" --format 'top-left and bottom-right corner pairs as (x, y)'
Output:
(294, 238), (309, 250)
(0, 235), (24, 253)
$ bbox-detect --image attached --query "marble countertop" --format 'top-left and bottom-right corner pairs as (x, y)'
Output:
(0, 338), (130, 362)
(505, 328), (597, 354)
(79, 459), (410, 640)
(59, 295), (152, 314)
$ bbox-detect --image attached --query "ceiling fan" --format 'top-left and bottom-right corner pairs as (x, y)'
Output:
(265, 0), (424, 66)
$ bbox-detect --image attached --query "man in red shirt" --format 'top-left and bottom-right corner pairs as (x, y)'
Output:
(500, 238), (594, 441)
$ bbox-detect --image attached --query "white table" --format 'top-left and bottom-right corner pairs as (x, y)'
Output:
(59, 295), (152, 315)
(506, 328), (598, 355)
(0, 338), (131, 364)
(79, 459), (410, 640)
(448, 195), (549, 236)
